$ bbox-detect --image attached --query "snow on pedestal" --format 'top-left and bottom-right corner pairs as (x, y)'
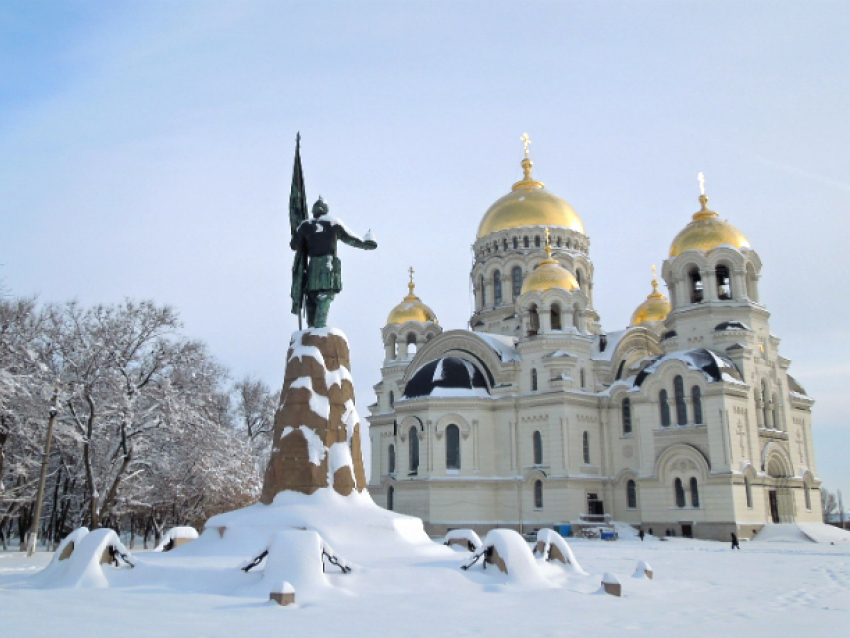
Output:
(261, 329), (367, 501)
(444, 529), (483, 552)
(534, 528), (585, 573)
(634, 560), (653, 579)
(462, 529), (550, 586)
(270, 580), (296, 606)
(601, 572), (621, 597)
(154, 526), (200, 552)
(31, 528), (133, 589)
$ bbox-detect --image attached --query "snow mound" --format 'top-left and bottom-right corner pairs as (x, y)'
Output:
(154, 526), (199, 551)
(535, 529), (585, 574)
(444, 529), (482, 551)
(247, 531), (333, 601)
(463, 529), (550, 587)
(754, 523), (850, 544)
(31, 528), (132, 589)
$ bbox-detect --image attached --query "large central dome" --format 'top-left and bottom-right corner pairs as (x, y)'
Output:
(476, 153), (585, 239)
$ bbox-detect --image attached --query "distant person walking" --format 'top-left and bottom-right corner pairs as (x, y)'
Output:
(639, 529), (645, 542)
(731, 532), (740, 550)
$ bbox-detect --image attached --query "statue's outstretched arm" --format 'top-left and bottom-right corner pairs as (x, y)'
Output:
(336, 223), (377, 250)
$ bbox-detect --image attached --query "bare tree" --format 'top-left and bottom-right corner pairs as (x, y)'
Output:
(821, 487), (838, 522)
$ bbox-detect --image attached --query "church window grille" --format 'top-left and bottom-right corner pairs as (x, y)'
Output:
(674, 376), (687, 425)
(409, 427), (419, 474)
(674, 478), (686, 508)
(716, 264), (732, 300)
(690, 477), (700, 508)
(622, 398), (632, 434)
(494, 271), (503, 306)
(533, 431), (543, 465)
(534, 480), (543, 509)
(388, 444), (396, 474)
(512, 267), (522, 301)
(582, 431), (590, 465)
(446, 424), (460, 470)
(745, 477), (753, 508)
(387, 486), (394, 511)
(659, 390), (671, 426)
(627, 480), (637, 509)
(531, 368), (538, 392)
(689, 268), (704, 303)
(550, 304), (561, 330)
(528, 305), (539, 336)
(691, 386), (702, 424)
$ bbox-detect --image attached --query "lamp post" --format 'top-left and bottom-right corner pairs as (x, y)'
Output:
(26, 380), (60, 557)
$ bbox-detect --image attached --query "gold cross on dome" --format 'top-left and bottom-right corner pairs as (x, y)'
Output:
(652, 264), (657, 280)
(521, 133), (531, 158)
(698, 172), (706, 196)
(408, 266), (414, 283)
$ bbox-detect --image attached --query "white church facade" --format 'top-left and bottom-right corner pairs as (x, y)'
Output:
(366, 142), (821, 541)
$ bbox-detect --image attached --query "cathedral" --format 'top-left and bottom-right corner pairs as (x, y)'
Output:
(366, 139), (821, 541)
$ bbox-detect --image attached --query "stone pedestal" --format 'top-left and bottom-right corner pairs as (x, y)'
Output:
(260, 329), (367, 503)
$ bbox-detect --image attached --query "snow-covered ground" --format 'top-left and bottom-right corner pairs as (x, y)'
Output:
(2, 499), (849, 638)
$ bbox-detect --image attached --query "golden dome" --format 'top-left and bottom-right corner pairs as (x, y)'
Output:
(520, 229), (580, 295)
(630, 267), (671, 326)
(476, 137), (585, 239)
(386, 268), (438, 325)
(669, 193), (750, 257)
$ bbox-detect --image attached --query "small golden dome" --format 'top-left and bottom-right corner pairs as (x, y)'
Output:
(520, 229), (580, 295)
(669, 191), (750, 257)
(476, 136), (585, 239)
(630, 267), (671, 326)
(386, 268), (438, 325)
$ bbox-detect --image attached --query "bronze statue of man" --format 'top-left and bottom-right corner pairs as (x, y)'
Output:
(290, 196), (377, 328)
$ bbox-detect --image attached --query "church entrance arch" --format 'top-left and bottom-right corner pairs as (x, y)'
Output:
(765, 450), (795, 523)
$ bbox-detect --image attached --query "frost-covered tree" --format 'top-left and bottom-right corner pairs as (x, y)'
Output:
(822, 487), (838, 522)
(233, 376), (276, 469)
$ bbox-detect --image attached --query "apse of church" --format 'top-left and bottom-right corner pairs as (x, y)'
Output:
(367, 138), (819, 541)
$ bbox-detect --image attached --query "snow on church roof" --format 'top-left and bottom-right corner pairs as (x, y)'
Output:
(477, 333), (521, 362)
(634, 348), (744, 387)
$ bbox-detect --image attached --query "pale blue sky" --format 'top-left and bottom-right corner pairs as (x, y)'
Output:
(2, 1), (849, 495)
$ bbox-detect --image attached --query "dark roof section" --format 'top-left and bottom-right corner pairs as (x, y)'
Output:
(403, 357), (490, 399)
(787, 374), (808, 396)
(715, 321), (752, 331)
(634, 348), (744, 387)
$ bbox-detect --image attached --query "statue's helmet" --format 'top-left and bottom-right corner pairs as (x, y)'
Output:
(312, 196), (329, 217)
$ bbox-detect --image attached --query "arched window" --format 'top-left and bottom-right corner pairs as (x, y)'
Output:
(659, 389), (671, 426)
(534, 480), (543, 509)
(674, 478), (685, 507)
(716, 264), (732, 300)
(582, 431), (590, 465)
(389, 391), (395, 408)
(762, 380), (771, 428)
(409, 426), (419, 474)
(528, 304), (539, 336)
(805, 484), (812, 510)
(493, 271), (503, 307)
(691, 386), (702, 424)
(533, 431), (542, 465)
(745, 477), (753, 508)
(674, 375), (687, 425)
(580, 369), (586, 389)
(503, 238), (508, 251)
(479, 275), (486, 309)
(557, 236), (562, 247)
(387, 486), (394, 511)
(690, 477), (700, 508)
(406, 333), (417, 358)
(573, 304), (581, 330)
(746, 262), (759, 302)
(689, 267), (704, 303)
(445, 424), (460, 470)
(388, 444), (396, 474)
(576, 270), (583, 290)
(535, 235), (541, 248)
(524, 236), (529, 248)
(622, 398), (632, 434)
(511, 266), (522, 301)
(772, 392), (780, 431)
(550, 303), (561, 330)
(531, 368), (538, 392)
(627, 479), (637, 509)
(513, 237), (519, 249)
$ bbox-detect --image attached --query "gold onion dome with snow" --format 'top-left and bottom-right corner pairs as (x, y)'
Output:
(386, 270), (438, 325)
(669, 189), (750, 257)
(630, 268), (671, 326)
(521, 230), (579, 295)
(476, 137), (585, 239)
